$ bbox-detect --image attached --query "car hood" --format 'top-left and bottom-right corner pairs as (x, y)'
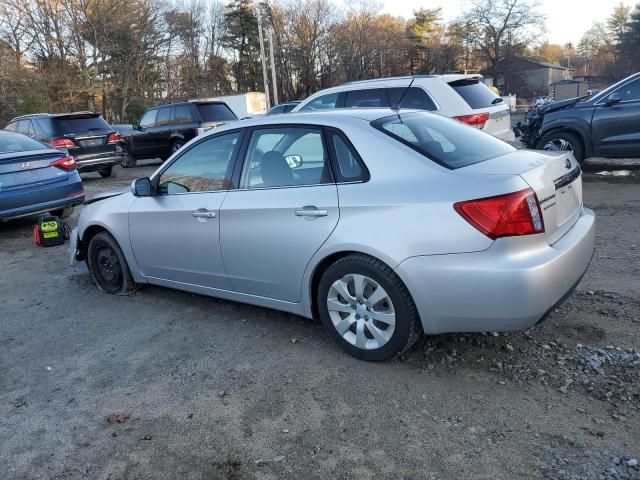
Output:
(84, 188), (127, 205)
(540, 96), (588, 114)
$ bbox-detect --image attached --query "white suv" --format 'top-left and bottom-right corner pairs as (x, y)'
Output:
(292, 75), (515, 142)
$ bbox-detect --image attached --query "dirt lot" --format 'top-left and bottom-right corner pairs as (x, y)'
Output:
(1, 160), (638, 480)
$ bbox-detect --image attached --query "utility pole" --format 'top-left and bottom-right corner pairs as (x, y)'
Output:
(268, 29), (278, 105)
(256, 7), (271, 109)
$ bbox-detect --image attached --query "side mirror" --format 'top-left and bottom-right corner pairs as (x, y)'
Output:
(131, 177), (152, 197)
(285, 154), (303, 168)
(605, 92), (622, 106)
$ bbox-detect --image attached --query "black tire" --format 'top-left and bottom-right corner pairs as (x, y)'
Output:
(49, 206), (74, 218)
(121, 146), (137, 168)
(87, 231), (135, 295)
(98, 165), (113, 178)
(317, 254), (421, 362)
(170, 141), (184, 155)
(538, 131), (585, 163)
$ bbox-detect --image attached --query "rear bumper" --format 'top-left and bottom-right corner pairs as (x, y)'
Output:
(0, 174), (84, 220)
(395, 207), (596, 334)
(76, 153), (124, 172)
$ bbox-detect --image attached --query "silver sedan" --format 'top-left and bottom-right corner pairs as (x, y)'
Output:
(70, 109), (596, 361)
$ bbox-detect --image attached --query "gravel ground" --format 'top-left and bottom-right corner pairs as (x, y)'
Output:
(0, 160), (638, 480)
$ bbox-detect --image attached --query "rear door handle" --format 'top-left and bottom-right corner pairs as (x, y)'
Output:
(295, 206), (328, 217)
(192, 209), (216, 218)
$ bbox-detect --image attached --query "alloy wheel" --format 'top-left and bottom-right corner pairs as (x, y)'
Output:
(326, 274), (396, 350)
(543, 138), (574, 152)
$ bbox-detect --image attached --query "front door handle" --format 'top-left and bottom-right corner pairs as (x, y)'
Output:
(192, 209), (216, 218)
(295, 206), (328, 217)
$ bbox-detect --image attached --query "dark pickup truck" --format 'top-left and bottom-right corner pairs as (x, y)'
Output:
(4, 112), (124, 177)
(516, 72), (640, 163)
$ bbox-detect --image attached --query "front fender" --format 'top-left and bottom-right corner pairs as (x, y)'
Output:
(540, 113), (593, 156)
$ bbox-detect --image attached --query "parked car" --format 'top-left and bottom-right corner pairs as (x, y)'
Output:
(0, 130), (84, 220)
(4, 112), (124, 178)
(291, 75), (515, 141)
(264, 101), (301, 116)
(196, 93), (267, 118)
(516, 72), (640, 162)
(118, 101), (238, 167)
(71, 108), (595, 361)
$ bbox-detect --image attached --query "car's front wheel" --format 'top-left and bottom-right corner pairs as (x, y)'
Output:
(317, 254), (421, 361)
(538, 131), (585, 163)
(87, 231), (135, 295)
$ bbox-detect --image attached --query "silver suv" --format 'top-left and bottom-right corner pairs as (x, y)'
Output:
(292, 75), (515, 141)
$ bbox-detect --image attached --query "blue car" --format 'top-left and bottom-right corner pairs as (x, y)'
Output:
(0, 130), (84, 220)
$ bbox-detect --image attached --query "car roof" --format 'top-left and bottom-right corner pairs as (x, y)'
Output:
(210, 108), (420, 133)
(10, 112), (99, 121)
(342, 74), (482, 86)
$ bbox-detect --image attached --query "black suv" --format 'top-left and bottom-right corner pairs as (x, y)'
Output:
(119, 101), (238, 167)
(4, 112), (124, 177)
(517, 72), (640, 162)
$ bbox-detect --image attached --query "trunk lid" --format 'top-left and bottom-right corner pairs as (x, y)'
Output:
(460, 149), (583, 244)
(0, 150), (69, 189)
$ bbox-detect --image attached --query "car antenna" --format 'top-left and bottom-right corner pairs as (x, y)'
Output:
(393, 77), (415, 111)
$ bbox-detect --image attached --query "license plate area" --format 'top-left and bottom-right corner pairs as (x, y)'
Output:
(555, 176), (582, 227)
(79, 137), (105, 147)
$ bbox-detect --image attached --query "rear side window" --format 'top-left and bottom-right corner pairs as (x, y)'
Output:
(300, 93), (339, 111)
(52, 115), (111, 134)
(449, 79), (502, 109)
(388, 87), (437, 111)
(196, 103), (237, 122)
(0, 131), (47, 153)
(327, 131), (366, 182)
(4, 122), (17, 131)
(173, 105), (194, 124)
(345, 89), (388, 108)
(371, 112), (515, 169)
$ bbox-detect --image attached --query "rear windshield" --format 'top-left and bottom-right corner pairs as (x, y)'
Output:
(371, 112), (515, 169)
(52, 115), (111, 135)
(196, 103), (237, 122)
(449, 79), (502, 109)
(0, 131), (47, 153)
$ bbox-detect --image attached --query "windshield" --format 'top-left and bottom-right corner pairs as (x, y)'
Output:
(371, 112), (515, 169)
(196, 103), (237, 122)
(0, 131), (48, 154)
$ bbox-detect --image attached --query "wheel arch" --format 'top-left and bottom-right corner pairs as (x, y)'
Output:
(538, 125), (591, 158)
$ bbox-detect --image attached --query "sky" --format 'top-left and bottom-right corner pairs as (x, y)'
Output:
(369, 0), (637, 45)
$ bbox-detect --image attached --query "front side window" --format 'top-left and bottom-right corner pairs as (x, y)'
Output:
(156, 107), (172, 127)
(173, 105), (194, 124)
(372, 112), (515, 169)
(240, 127), (332, 188)
(616, 78), (640, 102)
(139, 110), (157, 128)
(300, 93), (339, 111)
(344, 89), (388, 108)
(158, 131), (241, 194)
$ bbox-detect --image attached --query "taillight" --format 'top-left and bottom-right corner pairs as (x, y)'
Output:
(453, 112), (489, 129)
(50, 156), (77, 171)
(107, 132), (120, 143)
(50, 138), (75, 148)
(454, 188), (545, 240)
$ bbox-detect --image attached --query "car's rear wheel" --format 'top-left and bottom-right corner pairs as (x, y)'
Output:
(49, 206), (74, 218)
(317, 254), (420, 361)
(538, 131), (585, 163)
(87, 232), (135, 295)
(98, 165), (113, 178)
